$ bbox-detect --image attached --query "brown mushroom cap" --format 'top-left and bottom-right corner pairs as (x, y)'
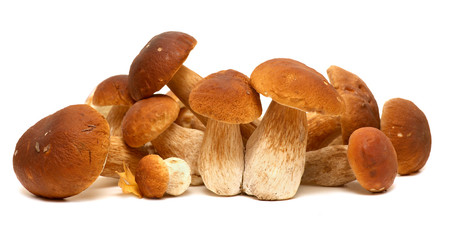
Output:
(327, 65), (380, 144)
(13, 104), (110, 199)
(135, 154), (169, 198)
(128, 31), (197, 101)
(92, 75), (135, 106)
(121, 95), (180, 148)
(250, 58), (345, 115)
(347, 127), (398, 192)
(189, 69), (262, 124)
(381, 98), (431, 175)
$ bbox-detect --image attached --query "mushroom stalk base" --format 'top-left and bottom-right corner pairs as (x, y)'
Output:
(243, 101), (307, 200)
(199, 119), (244, 196)
(151, 123), (204, 185)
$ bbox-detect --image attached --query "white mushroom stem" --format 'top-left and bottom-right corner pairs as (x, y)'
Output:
(168, 65), (258, 143)
(243, 101), (307, 200)
(199, 119), (244, 196)
(151, 123), (204, 185)
(164, 157), (191, 196)
(101, 136), (155, 178)
(106, 105), (130, 136)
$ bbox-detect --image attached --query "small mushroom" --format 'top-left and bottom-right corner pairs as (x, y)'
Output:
(117, 154), (191, 198)
(243, 58), (345, 200)
(381, 98), (431, 175)
(91, 75), (135, 136)
(347, 127), (398, 193)
(189, 69), (262, 196)
(13, 104), (110, 199)
(327, 65), (380, 144)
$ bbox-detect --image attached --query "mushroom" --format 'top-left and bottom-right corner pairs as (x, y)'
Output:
(327, 65), (380, 144)
(13, 104), (110, 199)
(117, 154), (191, 198)
(189, 69), (262, 196)
(347, 127), (398, 193)
(243, 58), (345, 200)
(380, 98), (431, 175)
(306, 113), (341, 151)
(128, 31), (257, 143)
(121, 94), (202, 184)
(91, 75), (135, 136)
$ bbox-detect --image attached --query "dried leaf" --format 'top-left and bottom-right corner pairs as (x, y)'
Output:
(116, 163), (142, 198)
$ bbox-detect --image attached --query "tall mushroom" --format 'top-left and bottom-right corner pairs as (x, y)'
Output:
(243, 58), (345, 200)
(13, 104), (110, 199)
(189, 70), (262, 196)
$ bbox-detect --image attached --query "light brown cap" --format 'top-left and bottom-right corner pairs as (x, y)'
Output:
(128, 31), (197, 101)
(92, 75), (135, 106)
(347, 127), (398, 193)
(327, 65), (380, 144)
(381, 98), (431, 175)
(250, 58), (345, 115)
(13, 104), (110, 199)
(121, 94), (180, 148)
(189, 69), (262, 124)
(135, 154), (169, 198)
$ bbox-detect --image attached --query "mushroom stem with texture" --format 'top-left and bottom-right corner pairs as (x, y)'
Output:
(189, 70), (262, 196)
(243, 58), (345, 200)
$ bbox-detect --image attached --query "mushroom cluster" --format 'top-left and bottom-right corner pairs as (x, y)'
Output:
(13, 31), (432, 200)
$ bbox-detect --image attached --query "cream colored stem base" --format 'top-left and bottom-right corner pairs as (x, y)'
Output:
(199, 119), (244, 196)
(243, 101), (307, 200)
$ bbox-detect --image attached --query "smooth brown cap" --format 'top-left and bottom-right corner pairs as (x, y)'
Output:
(135, 154), (169, 198)
(92, 75), (135, 106)
(327, 65), (380, 144)
(381, 98), (431, 175)
(250, 58), (345, 115)
(347, 127), (398, 192)
(121, 95), (180, 148)
(13, 104), (110, 199)
(128, 31), (197, 101)
(189, 69), (262, 124)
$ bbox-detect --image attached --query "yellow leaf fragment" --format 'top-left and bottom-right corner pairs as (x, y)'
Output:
(116, 163), (142, 198)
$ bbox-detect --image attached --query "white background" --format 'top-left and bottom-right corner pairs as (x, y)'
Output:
(1, 1), (447, 239)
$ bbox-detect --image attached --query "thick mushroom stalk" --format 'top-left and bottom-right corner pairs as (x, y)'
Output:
(243, 101), (307, 200)
(199, 119), (244, 195)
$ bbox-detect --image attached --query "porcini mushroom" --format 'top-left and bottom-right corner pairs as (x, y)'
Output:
(306, 113), (342, 151)
(243, 58), (345, 200)
(189, 69), (262, 196)
(327, 65), (380, 144)
(117, 154), (191, 198)
(381, 98), (431, 175)
(91, 75), (135, 136)
(13, 104), (110, 199)
(347, 127), (398, 193)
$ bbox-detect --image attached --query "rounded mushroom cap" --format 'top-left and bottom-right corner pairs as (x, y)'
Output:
(13, 104), (110, 199)
(381, 98), (431, 175)
(250, 58), (345, 115)
(135, 154), (169, 198)
(129, 31), (197, 101)
(122, 94), (180, 148)
(327, 65), (380, 144)
(347, 127), (398, 192)
(164, 157), (191, 196)
(92, 75), (135, 106)
(189, 69), (262, 124)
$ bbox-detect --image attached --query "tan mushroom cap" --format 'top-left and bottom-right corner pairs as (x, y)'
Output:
(381, 98), (431, 175)
(347, 127), (398, 192)
(327, 65), (380, 144)
(250, 58), (345, 115)
(135, 154), (169, 198)
(92, 75), (135, 106)
(129, 31), (197, 101)
(13, 104), (110, 199)
(121, 95), (180, 148)
(189, 69), (262, 124)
